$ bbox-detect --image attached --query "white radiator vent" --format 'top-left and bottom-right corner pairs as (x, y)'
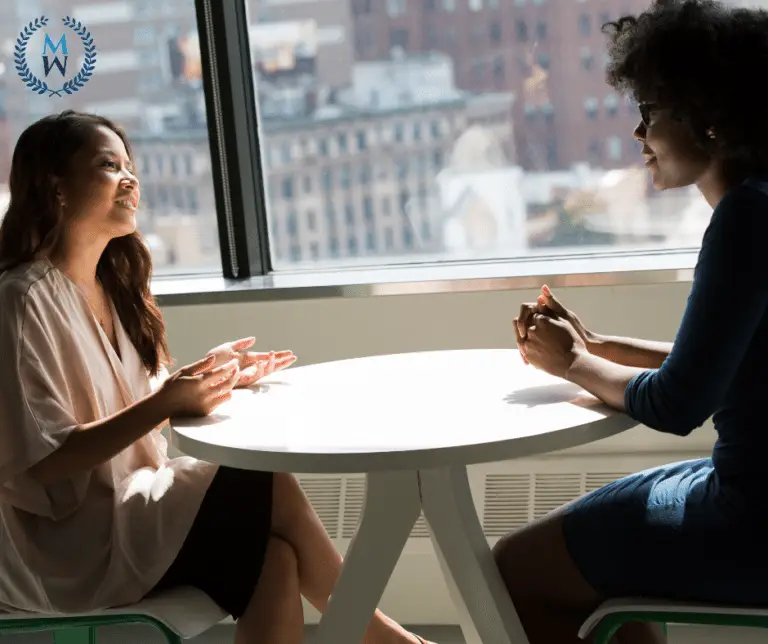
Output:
(533, 473), (582, 518)
(341, 476), (365, 539)
(482, 471), (632, 534)
(585, 472), (626, 492)
(299, 471), (632, 541)
(482, 474), (531, 537)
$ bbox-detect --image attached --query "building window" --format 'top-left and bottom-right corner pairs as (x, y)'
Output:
(546, 141), (558, 168)
(340, 166), (351, 190)
(387, 0), (407, 17)
(581, 48), (594, 71)
(584, 97), (599, 120)
(536, 20), (547, 40)
(516, 20), (528, 41)
(443, 0), (456, 11)
(287, 210), (298, 237)
(282, 177), (294, 200)
(607, 136), (622, 161)
(490, 21), (502, 43)
(579, 13), (591, 36)
(389, 28), (409, 49)
(469, 0), (483, 11)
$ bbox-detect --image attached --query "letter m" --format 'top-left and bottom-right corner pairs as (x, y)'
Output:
(42, 33), (68, 77)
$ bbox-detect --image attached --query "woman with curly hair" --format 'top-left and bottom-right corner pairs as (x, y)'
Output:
(494, 1), (768, 642)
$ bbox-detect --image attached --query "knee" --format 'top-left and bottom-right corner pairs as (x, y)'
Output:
(272, 472), (308, 506)
(265, 535), (299, 572)
(271, 472), (312, 529)
(492, 532), (522, 592)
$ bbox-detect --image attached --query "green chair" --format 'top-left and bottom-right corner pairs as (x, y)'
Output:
(0, 587), (227, 643)
(580, 598), (768, 643)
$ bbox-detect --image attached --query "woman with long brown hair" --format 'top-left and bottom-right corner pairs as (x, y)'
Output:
(0, 110), (433, 644)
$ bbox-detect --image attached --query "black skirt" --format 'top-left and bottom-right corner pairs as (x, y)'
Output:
(151, 466), (274, 619)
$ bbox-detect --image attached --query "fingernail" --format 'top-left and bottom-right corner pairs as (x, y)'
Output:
(542, 285), (551, 295)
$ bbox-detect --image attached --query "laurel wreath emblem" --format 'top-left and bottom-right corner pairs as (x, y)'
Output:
(14, 16), (98, 97)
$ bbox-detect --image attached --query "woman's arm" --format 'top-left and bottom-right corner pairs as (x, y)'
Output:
(27, 389), (169, 485)
(569, 184), (768, 435)
(587, 334), (673, 369)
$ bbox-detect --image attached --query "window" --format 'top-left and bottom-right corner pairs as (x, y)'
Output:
(604, 94), (620, 117)
(0, 0), (740, 285)
(607, 136), (622, 161)
(490, 21), (502, 43)
(387, 0), (407, 17)
(584, 97), (599, 120)
(389, 28), (409, 49)
(579, 13), (591, 36)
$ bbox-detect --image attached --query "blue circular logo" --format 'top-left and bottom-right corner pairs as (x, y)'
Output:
(14, 16), (98, 97)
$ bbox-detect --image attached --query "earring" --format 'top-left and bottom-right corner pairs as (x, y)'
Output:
(705, 127), (716, 139)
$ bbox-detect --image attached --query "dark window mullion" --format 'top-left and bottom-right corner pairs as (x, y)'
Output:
(195, 0), (270, 278)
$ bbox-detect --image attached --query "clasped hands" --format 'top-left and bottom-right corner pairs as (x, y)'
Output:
(513, 285), (590, 379)
(205, 337), (297, 389)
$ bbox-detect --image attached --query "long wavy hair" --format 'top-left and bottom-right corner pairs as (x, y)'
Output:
(0, 110), (170, 376)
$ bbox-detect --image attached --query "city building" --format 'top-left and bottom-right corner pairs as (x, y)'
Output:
(351, 0), (649, 171)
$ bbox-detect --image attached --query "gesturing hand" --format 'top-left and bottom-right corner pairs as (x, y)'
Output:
(206, 337), (297, 388)
(160, 355), (240, 417)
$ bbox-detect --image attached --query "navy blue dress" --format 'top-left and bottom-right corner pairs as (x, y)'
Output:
(562, 178), (768, 603)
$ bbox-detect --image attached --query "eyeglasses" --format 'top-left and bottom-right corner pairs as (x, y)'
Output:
(638, 102), (660, 126)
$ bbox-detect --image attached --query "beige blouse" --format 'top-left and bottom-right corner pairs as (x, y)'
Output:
(0, 259), (217, 613)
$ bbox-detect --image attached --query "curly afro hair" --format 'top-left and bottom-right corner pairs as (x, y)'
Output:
(603, 0), (768, 174)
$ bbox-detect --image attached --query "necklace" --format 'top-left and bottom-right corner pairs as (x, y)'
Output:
(71, 278), (108, 329)
(53, 262), (109, 330)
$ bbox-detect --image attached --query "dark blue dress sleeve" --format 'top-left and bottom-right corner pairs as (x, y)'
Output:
(624, 182), (768, 435)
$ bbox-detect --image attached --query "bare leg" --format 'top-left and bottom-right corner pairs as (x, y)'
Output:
(235, 535), (304, 644)
(270, 472), (426, 644)
(492, 505), (604, 644)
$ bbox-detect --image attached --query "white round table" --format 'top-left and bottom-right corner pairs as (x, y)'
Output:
(170, 349), (637, 644)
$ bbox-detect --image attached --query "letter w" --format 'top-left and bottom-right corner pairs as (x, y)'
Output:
(42, 34), (68, 77)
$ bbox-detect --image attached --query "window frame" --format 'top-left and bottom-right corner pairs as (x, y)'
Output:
(195, 0), (270, 279)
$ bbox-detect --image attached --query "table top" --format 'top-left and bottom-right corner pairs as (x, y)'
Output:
(169, 349), (638, 473)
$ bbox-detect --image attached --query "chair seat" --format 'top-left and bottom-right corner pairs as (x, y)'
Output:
(579, 598), (768, 640)
(0, 587), (227, 640)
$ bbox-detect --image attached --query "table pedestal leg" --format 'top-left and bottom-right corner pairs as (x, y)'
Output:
(419, 466), (530, 644)
(312, 469), (422, 644)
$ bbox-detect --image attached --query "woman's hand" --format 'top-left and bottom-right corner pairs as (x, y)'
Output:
(514, 285), (593, 364)
(159, 355), (240, 417)
(206, 337), (297, 388)
(523, 314), (588, 379)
